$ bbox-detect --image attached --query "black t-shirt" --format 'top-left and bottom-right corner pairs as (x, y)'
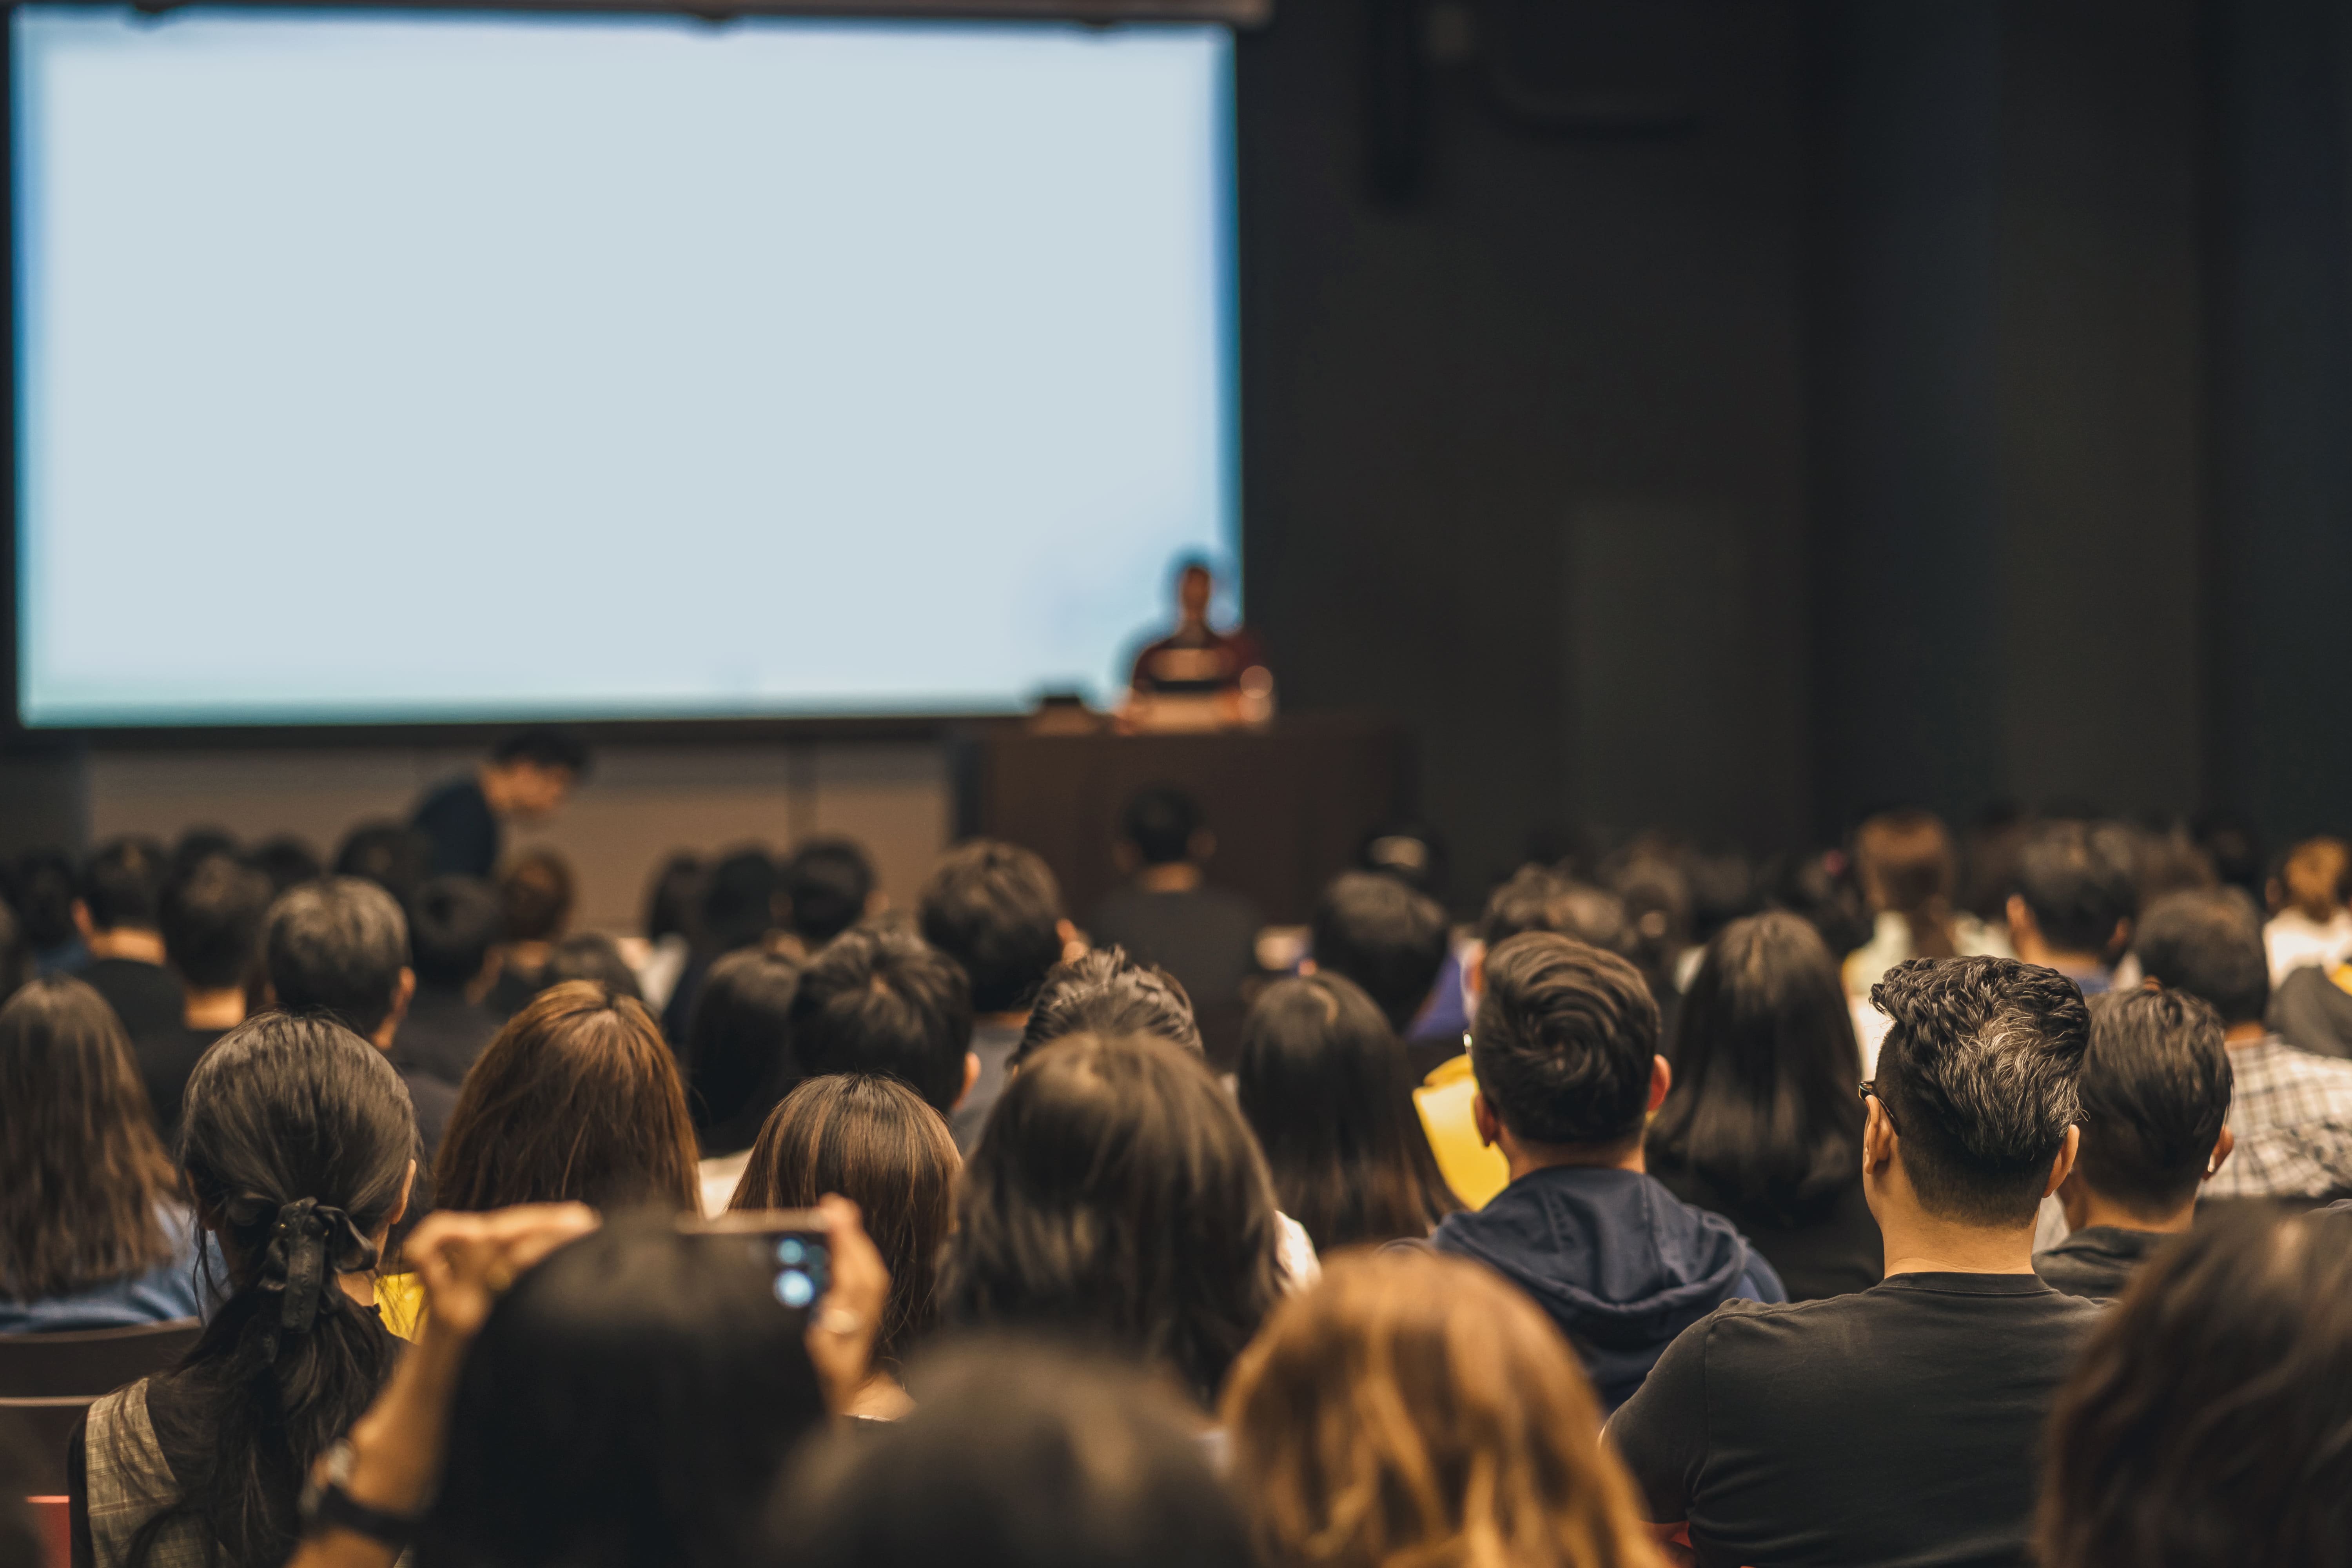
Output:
(1087, 883), (1263, 1010)
(1648, 1165), (1884, 1303)
(79, 956), (185, 1042)
(1609, 1272), (2106, 1568)
(2032, 1224), (2171, 1300)
(412, 775), (499, 878)
(394, 984), (501, 1086)
(131, 1024), (230, 1140)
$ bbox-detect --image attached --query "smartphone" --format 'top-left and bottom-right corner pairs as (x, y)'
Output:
(678, 1210), (832, 1312)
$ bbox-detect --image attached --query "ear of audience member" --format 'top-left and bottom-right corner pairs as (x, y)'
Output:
(1310, 870), (1449, 1034)
(1610, 955), (2097, 1568)
(398, 875), (503, 1087)
(265, 875), (459, 1157)
(684, 947), (805, 1158)
(0, 976), (202, 1330)
(782, 836), (878, 949)
(68, 1013), (416, 1568)
(731, 1073), (956, 1387)
(2037, 1205), (2352, 1568)
(1646, 910), (1882, 1301)
(1013, 946), (1203, 1068)
(333, 821), (435, 907)
(2035, 987), (2233, 1299)
(1235, 972), (1459, 1250)
(433, 980), (699, 1212)
(940, 1031), (1284, 1407)
(2007, 820), (2140, 981)
(775, 1339), (1250, 1568)
(1439, 933), (1782, 1411)
(1223, 1250), (1661, 1568)
(790, 923), (976, 1118)
(147, 853), (273, 1132)
(2133, 886), (2352, 1201)
(421, 1212), (828, 1568)
(72, 837), (183, 1042)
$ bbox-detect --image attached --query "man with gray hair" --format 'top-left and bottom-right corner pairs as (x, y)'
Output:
(263, 875), (458, 1156)
(1611, 956), (2103, 1568)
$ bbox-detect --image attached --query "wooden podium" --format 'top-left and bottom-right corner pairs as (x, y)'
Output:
(949, 715), (1415, 927)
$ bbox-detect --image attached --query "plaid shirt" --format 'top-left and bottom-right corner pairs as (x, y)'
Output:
(2202, 1035), (2352, 1201)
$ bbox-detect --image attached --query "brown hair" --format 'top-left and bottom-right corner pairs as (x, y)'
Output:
(0, 975), (178, 1299)
(1853, 809), (1957, 959)
(498, 848), (577, 944)
(2279, 835), (2350, 922)
(433, 980), (698, 1212)
(1224, 1249), (1661, 1568)
(730, 1073), (958, 1367)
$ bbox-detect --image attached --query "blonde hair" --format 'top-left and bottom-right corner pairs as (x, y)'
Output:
(2280, 837), (2350, 923)
(1222, 1249), (1661, 1568)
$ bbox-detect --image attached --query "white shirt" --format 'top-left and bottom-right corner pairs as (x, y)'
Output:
(2265, 908), (2352, 988)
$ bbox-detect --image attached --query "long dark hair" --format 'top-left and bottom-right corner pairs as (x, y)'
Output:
(420, 1213), (826, 1568)
(730, 1074), (956, 1368)
(1645, 911), (1865, 1223)
(2038, 1207), (2352, 1568)
(939, 1031), (1284, 1406)
(0, 976), (178, 1301)
(139, 1014), (415, 1568)
(434, 982), (699, 1212)
(1234, 973), (1459, 1250)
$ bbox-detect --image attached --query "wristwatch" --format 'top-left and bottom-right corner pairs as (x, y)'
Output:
(299, 1439), (422, 1550)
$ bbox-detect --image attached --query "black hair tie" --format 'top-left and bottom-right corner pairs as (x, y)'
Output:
(259, 1197), (381, 1335)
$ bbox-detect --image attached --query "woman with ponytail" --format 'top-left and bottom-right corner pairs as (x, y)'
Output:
(69, 1013), (418, 1568)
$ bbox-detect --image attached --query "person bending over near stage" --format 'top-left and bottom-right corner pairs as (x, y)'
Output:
(410, 728), (590, 881)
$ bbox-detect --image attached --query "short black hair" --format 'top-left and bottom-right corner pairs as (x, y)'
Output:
(407, 876), (502, 988)
(80, 837), (167, 932)
(1120, 786), (1203, 867)
(682, 947), (803, 1152)
(1471, 933), (1660, 1149)
(791, 925), (975, 1114)
(242, 836), (323, 897)
(1478, 864), (1629, 953)
(1014, 947), (1203, 1068)
(334, 822), (434, 907)
(1870, 956), (2089, 1226)
(263, 877), (410, 1037)
(2072, 988), (2233, 1218)
(1310, 871), (1449, 1032)
(701, 849), (781, 955)
(919, 840), (1064, 1016)
(780, 837), (877, 947)
(2015, 821), (2140, 958)
(2133, 887), (2271, 1027)
(490, 727), (591, 777)
(160, 854), (274, 991)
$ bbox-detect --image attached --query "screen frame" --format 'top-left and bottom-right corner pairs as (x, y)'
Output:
(3, 0), (1247, 744)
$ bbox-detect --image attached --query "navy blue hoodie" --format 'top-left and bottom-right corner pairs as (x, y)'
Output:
(1432, 1166), (1786, 1410)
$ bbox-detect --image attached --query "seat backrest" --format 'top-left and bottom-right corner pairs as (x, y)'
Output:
(0, 1323), (202, 1400)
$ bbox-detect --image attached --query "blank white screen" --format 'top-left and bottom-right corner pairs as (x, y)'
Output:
(13, 6), (1235, 724)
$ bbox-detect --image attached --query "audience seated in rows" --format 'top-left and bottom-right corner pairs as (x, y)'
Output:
(1611, 955), (2098, 1568)
(1223, 1249), (1661, 1568)
(2005, 819), (2140, 995)
(396, 875), (502, 1087)
(1087, 786), (1263, 1029)
(0, 977), (203, 1332)
(778, 836), (879, 952)
(730, 1072), (957, 1417)
(790, 924), (975, 1124)
(2036, 1205), (2352, 1568)
(682, 946), (804, 1207)
(69, 1014), (417, 1568)
(917, 839), (1071, 1153)
(433, 981), (699, 1214)
(2033, 987), (2233, 1299)
(332, 823), (434, 910)
(940, 1031), (1285, 1410)
(140, 853), (271, 1137)
(264, 877), (459, 1159)
(2133, 886), (2352, 1201)
(1234, 971), (1459, 1250)
(1432, 933), (1784, 1410)
(71, 838), (181, 1043)
(1646, 910), (1883, 1301)
(1308, 869), (1449, 1038)
(482, 849), (577, 1020)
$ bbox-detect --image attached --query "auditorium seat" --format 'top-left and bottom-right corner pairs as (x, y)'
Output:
(0, 1320), (202, 1493)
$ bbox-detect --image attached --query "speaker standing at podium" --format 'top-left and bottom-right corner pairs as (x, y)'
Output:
(1120, 558), (1274, 731)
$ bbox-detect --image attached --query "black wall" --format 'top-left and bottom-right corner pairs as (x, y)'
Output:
(1240, 0), (2352, 897)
